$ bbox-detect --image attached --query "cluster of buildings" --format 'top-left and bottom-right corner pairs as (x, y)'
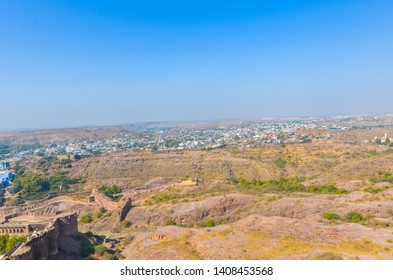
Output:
(0, 119), (332, 161)
(372, 133), (392, 145)
(3, 115), (380, 163)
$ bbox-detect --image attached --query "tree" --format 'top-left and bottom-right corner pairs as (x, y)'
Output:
(9, 197), (21, 206)
(80, 214), (93, 224)
(98, 185), (122, 201)
(94, 245), (107, 256)
(0, 235), (27, 254)
(347, 211), (363, 223)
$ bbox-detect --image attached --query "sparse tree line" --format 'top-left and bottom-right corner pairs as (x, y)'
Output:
(228, 177), (348, 194)
(8, 171), (84, 201)
(324, 211), (368, 223)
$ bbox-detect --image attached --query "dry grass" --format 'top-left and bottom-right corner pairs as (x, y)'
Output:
(322, 238), (393, 258)
(65, 142), (393, 190)
(153, 231), (203, 260)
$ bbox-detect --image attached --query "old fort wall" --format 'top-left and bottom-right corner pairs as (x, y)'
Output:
(2, 213), (78, 260)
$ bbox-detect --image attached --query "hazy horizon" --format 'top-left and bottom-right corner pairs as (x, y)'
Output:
(1, 1), (392, 129)
(0, 111), (392, 132)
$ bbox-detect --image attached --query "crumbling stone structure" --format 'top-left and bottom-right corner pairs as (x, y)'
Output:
(88, 189), (132, 222)
(119, 196), (132, 222)
(2, 213), (78, 260)
(0, 224), (31, 235)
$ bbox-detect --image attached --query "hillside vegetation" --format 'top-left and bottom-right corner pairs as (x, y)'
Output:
(68, 143), (393, 188)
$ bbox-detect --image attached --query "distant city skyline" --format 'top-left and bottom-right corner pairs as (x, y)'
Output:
(1, 1), (392, 129)
(1, 112), (392, 132)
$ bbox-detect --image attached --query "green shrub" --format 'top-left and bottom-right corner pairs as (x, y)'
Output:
(104, 253), (115, 260)
(80, 214), (93, 224)
(155, 194), (179, 203)
(98, 185), (122, 201)
(74, 234), (94, 257)
(122, 220), (131, 228)
(94, 245), (107, 256)
(96, 207), (107, 219)
(9, 197), (22, 206)
(165, 220), (176, 226)
(368, 171), (393, 184)
(347, 211), (363, 223)
(95, 212), (103, 219)
(323, 212), (341, 220)
(368, 177), (378, 183)
(0, 235), (27, 254)
(205, 219), (215, 227)
(232, 177), (347, 194)
(364, 187), (386, 194)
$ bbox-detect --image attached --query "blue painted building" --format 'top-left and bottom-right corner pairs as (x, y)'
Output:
(0, 172), (15, 187)
(0, 161), (10, 170)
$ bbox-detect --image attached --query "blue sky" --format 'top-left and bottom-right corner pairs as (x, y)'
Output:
(0, 0), (392, 129)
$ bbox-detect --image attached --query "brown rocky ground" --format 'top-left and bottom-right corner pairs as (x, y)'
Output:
(71, 180), (393, 260)
(121, 214), (393, 260)
(68, 140), (393, 188)
(4, 131), (393, 260)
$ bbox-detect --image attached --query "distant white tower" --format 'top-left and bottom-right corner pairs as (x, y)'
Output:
(382, 133), (388, 143)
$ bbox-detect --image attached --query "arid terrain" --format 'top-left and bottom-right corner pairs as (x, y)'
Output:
(2, 121), (393, 260)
